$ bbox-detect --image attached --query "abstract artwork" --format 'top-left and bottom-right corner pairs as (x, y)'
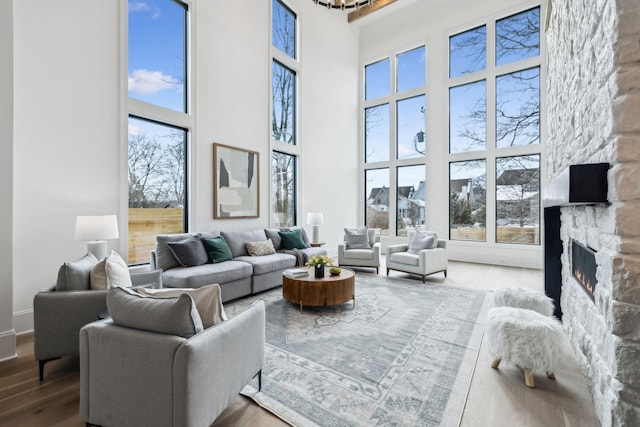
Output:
(213, 143), (259, 218)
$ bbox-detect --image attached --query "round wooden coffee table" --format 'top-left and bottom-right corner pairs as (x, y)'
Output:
(282, 267), (355, 313)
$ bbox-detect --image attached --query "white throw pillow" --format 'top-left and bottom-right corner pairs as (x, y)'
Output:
(137, 283), (228, 328)
(91, 250), (133, 290)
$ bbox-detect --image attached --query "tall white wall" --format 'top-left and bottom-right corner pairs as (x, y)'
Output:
(9, 0), (359, 333)
(356, 0), (544, 268)
(0, 0), (16, 360)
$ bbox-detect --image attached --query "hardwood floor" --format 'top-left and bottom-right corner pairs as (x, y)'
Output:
(0, 261), (600, 427)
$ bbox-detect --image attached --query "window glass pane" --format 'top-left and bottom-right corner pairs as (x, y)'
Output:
(396, 165), (426, 237)
(128, 0), (186, 112)
(449, 25), (486, 78)
(397, 46), (425, 93)
(496, 67), (540, 148)
(496, 7), (540, 66)
(365, 168), (390, 236)
(365, 104), (389, 162)
(496, 155), (540, 245)
(272, 60), (296, 144)
(450, 160), (486, 241)
(272, 151), (296, 227)
(449, 80), (486, 153)
(397, 95), (425, 160)
(365, 58), (390, 100)
(272, 0), (296, 59)
(128, 116), (186, 264)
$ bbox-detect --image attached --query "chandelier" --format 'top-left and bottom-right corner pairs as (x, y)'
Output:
(312, 0), (376, 10)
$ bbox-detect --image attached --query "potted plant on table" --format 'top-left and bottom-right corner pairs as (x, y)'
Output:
(306, 255), (334, 279)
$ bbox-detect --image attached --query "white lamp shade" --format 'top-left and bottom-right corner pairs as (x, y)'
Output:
(307, 212), (324, 225)
(74, 215), (119, 241)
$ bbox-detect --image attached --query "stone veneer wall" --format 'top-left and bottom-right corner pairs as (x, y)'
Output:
(546, 0), (640, 425)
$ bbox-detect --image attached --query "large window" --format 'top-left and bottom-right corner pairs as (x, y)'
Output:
(448, 6), (541, 245)
(363, 46), (426, 236)
(127, 0), (190, 264)
(271, 0), (299, 226)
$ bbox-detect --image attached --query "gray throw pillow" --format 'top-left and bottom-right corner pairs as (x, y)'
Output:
(344, 227), (371, 249)
(166, 237), (208, 267)
(107, 286), (204, 338)
(408, 232), (435, 253)
(220, 229), (268, 258)
(56, 252), (99, 291)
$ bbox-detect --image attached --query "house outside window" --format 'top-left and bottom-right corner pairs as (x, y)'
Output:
(127, 0), (190, 264)
(448, 6), (541, 245)
(271, 0), (299, 227)
(363, 46), (426, 237)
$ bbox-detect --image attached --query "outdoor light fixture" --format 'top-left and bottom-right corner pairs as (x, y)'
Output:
(312, 0), (375, 10)
(307, 212), (324, 244)
(74, 215), (119, 260)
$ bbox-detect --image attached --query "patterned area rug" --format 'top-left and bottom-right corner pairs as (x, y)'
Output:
(227, 274), (488, 427)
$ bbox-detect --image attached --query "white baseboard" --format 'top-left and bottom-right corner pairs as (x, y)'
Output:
(0, 329), (17, 362)
(13, 308), (33, 335)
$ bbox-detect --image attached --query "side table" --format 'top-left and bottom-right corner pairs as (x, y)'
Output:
(309, 242), (325, 247)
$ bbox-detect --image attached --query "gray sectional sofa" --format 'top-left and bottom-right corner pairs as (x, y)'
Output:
(150, 227), (326, 303)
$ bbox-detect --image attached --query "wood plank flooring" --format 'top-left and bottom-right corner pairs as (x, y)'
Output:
(0, 261), (600, 426)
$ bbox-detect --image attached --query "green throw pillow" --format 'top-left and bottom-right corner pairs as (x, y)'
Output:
(201, 236), (233, 263)
(278, 229), (307, 250)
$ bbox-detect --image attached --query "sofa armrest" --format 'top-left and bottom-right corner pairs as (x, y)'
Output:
(34, 290), (108, 360)
(149, 250), (158, 271)
(130, 269), (163, 289)
(173, 300), (266, 425)
(386, 244), (408, 257)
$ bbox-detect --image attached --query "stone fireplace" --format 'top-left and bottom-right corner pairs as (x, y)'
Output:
(546, 1), (640, 426)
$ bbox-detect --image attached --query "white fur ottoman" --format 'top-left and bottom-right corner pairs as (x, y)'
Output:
(492, 287), (554, 316)
(486, 306), (564, 388)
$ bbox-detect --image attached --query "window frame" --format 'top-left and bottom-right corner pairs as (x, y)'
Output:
(124, 0), (194, 265)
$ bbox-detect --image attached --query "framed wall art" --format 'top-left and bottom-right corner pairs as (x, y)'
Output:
(213, 143), (260, 219)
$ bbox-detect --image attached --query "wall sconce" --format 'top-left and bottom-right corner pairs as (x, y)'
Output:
(74, 215), (119, 260)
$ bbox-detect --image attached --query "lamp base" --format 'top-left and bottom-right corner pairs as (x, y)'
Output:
(312, 225), (320, 244)
(87, 241), (108, 260)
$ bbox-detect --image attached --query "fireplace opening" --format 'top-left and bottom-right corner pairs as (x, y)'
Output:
(571, 239), (597, 301)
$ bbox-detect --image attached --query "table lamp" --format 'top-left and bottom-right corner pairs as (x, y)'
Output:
(307, 212), (324, 244)
(74, 215), (119, 260)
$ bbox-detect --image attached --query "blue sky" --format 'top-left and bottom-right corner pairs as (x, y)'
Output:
(128, 0), (186, 113)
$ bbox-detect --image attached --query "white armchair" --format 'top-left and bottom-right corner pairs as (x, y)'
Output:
(338, 228), (380, 273)
(386, 231), (447, 282)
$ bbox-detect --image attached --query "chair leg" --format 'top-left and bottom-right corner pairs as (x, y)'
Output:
(38, 357), (60, 383)
(376, 266), (379, 274)
(524, 368), (535, 388)
(444, 269), (447, 278)
(422, 275), (426, 283)
(386, 267), (390, 276)
(253, 369), (262, 392)
(546, 371), (556, 380)
(491, 358), (501, 369)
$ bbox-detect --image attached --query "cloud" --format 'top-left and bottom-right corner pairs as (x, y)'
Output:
(129, 1), (161, 19)
(128, 123), (144, 137)
(128, 69), (180, 95)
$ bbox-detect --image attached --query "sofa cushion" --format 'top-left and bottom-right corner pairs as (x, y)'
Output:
(166, 237), (208, 267)
(265, 227), (310, 250)
(137, 284), (227, 328)
(107, 286), (203, 338)
(344, 227), (371, 249)
(407, 231), (435, 254)
(389, 252), (420, 266)
(56, 252), (99, 291)
(234, 253), (296, 275)
(91, 250), (133, 290)
(201, 236), (233, 263)
(220, 229), (267, 258)
(156, 233), (197, 271)
(246, 239), (276, 256)
(162, 261), (253, 288)
(343, 248), (375, 261)
(278, 229), (307, 250)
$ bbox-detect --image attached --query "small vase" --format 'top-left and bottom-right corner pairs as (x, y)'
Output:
(314, 265), (325, 279)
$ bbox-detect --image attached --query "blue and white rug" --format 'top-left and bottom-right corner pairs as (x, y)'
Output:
(228, 274), (488, 427)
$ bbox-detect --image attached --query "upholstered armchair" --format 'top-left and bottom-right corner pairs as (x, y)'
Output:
(338, 227), (380, 273)
(33, 268), (162, 382)
(80, 295), (265, 427)
(386, 230), (447, 282)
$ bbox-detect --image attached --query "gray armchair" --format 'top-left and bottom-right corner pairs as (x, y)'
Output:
(80, 300), (265, 427)
(33, 269), (162, 382)
(338, 228), (380, 273)
(386, 231), (447, 283)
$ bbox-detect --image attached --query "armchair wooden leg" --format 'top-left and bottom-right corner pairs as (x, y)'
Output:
(253, 369), (262, 392)
(38, 357), (60, 383)
(422, 275), (426, 283)
(444, 269), (447, 278)
(386, 267), (390, 276)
